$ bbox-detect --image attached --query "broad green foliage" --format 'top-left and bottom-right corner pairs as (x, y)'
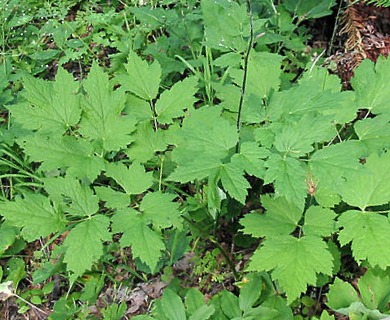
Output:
(1, 0), (390, 318)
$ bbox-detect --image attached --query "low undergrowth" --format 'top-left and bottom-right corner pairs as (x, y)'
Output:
(0, 0), (389, 319)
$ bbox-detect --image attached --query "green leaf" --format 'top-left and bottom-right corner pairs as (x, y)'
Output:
(188, 305), (215, 320)
(240, 195), (301, 238)
(239, 273), (263, 313)
(247, 52), (283, 98)
(338, 152), (390, 209)
(219, 162), (250, 204)
(1, 194), (65, 242)
(319, 311), (335, 320)
(326, 278), (359, 310)
(94, 187), (130, 210)
(337, 210), (390, 269)
(44, 176), (99, 217)
(273, 114), (335, 157)
(140, 192), (181, 229)
(355, 116), (390, 155)
(63, 215), (111, 282)
(265, 153), (307, 210)
(126, 121), (167, 163)
(161, 289), (187, 320)
(105, 161), (153, 195)
(309, 141), (363, 192)
(283, 0), (336, 19)
(170, 107), (238, 182)
(11, 67), (81, 135)
(219, 291), (241, 318)
(156, 77), (198, 124)
(161, 289), (186, 320)
(248, 235), (333, 303)
(202, 0), (249, 52)
(231, 142), (268, 178)
(358, 268), (390, 311)
(119, 51), (161, 100)
(80, 62), (137, 151)
(351, 56), (390, 115)
(303, 206), (336, 237)
(112, 209), (165, 270)
(23, 135), (105, 181)
(0, 223), (18, 255)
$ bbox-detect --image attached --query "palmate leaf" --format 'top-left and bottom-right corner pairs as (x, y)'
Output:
(0, 194), (65, 242)
(219, 162), (250, 204)
(337, 210), (390, 269)
(241, 196), (302, 238)
(44, 176), (99, 217)
(80, 63), (137, 152)
(126, 121), (167, 163)
(94, 187), (130, 210)
(351, 56), (390, 115)
(11, 67), (81, 135)
(118, 51), (161, 100)
(265, 153), (307, 211)
(302, 206), (336, 237)
(23, 135), (105, 181)
(338, 152), (390, 210)
(111, 209), (165, 271)
(63, 214), (111, 282)
(231, 142), (268, 178)
(248, 235), (333, 303)
(105, 161), (153, 195)
(354, 116), (390, 154)
(170, 107), (238, 182)
(155, 77), (198, 124)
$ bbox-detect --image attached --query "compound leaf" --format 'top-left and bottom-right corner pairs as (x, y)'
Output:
(248, 235), (333, 303)
(0, 194), (65, 242)
(23, 135), (105, 181)
(337, 210), (390, 269)
(219, 162), (250, 204)
(80, 63), (137, 151)
(119, 51), (161, 100)
(241, 196), (302, 237)
(112, 209), (165, 270)
(156, 77), (198, 124)
(105, 161), (153, 195)
(64, 214), (111, 282)
(303, 206), (336, 237)
(11, 67), (81, 135)
(44, 176), (99, 217)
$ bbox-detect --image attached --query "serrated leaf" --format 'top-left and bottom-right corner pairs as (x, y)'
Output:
(44, 176), (99, 217)
(126, 121), (167, 163)
(94, 187), (129, 209)
(231, 142), (268, 178)
(309, 141), (363, 191)
(0, 223), (18, 255)
(273, 114), (335, 157)
(202, 0), (249, 52)
(351, 56), (390, 115)
(119, 51), (161, 100)
(23, 135), (105, 181)
(105, 161), (153, 195)
(80, 63), (137, 151)
(303, 206), (336, 237)
(1, 194), (65, 242)
(337, 210), (390, 269)
(248, 235), (333, 303)
(338, 152), (390, 209)
(156, 77), (198, 124)
(241, 196), (301, 237)
(11, 67), (81, 135)
(265, 153), (307, 210)
(355, 116), (390, 154)
(283, 0), (336, 20)
(219, 162), (250, 204)
(64, 215), (111, 282)
(112, 209), (165, 270)
(140, 192), (181, 229)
